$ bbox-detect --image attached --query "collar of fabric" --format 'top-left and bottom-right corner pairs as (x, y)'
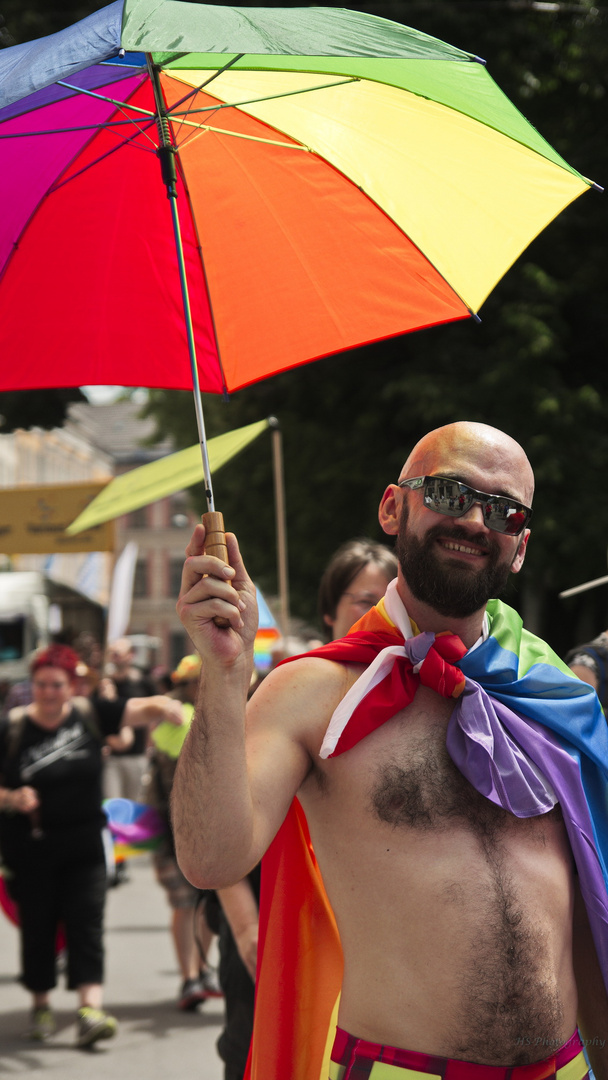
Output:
(300, 581), (558, 820)
(319, 579), (488, 759)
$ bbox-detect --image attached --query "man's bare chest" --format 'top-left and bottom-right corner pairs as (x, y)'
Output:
(309, 685), (561, 846)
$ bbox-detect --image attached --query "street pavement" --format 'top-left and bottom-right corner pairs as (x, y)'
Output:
(0, 855), (225, 1078)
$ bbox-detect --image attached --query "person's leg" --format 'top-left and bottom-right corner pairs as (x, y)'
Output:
(195, 900), (214, 965)
(60, 854), (117, 1047)
(172, 906), (200, 980)
(61, 858), (106, 991)
(77, 984), (103, 1008)
(216, 913), (255, 1080)
(8, 859), (59, 1039)
(194, 894), (222, 996)
(153, 842), (208, 1009)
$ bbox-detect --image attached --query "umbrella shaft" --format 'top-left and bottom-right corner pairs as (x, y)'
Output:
(168, 193), (216, 511)
(148, 56), (215, 511)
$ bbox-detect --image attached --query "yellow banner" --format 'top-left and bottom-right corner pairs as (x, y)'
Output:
(67, 419), (270, 535)
(0, 481), (115, 554)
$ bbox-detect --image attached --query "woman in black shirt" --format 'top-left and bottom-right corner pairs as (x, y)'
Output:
(0, 643), (178, 1047)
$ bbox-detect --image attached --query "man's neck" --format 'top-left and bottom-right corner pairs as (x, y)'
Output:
(396, 579), (486, 650)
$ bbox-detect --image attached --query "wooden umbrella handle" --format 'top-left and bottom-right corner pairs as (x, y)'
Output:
(202, 510), (231, 628)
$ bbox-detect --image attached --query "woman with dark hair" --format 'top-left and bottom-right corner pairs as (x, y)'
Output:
(0, 643), (179, 1046)
(318, 538), (398, 642)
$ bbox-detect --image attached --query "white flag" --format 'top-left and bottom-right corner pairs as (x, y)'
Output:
(107, 542), (138, 643)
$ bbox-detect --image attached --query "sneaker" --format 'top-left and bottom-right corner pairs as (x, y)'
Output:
(200, 966), (223, 998)
(76, 1006), (118, 1047)
(27, 1006), (55, 1041)
(177, 976), (207, 1011)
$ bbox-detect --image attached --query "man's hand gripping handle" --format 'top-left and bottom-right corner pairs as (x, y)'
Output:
(202, 511), (230, 629)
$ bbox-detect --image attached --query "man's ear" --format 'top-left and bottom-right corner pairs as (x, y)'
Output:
(378, 484), (401, 536)
(510, 529), (530, 575)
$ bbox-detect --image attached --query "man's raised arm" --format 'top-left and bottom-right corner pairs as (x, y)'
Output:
(171, 525), (313, 890)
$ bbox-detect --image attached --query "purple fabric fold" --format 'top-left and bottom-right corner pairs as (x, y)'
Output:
(445, 677), (608, 986)
(403, 632), (436, 667)
(447, 679), (558, 817)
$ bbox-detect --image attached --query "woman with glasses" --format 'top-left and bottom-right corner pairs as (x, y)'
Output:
(318, 537), (398, 642)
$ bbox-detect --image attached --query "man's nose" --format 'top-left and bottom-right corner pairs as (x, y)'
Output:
(458, 499), (489, 529)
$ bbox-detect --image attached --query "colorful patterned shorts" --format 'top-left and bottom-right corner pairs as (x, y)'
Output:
(329, 1027), (588, 1080)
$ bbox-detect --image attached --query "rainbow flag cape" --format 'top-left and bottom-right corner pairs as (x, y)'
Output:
(103, 797), (167, 860)
(245, 595), (608, 1080)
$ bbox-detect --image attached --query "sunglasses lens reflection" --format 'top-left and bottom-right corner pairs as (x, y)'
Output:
(423, 478), (528, 536)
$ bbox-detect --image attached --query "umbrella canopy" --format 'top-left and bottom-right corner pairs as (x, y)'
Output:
(0, 0), (595, 398)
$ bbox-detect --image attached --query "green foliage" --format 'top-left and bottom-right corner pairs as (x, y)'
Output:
(0, 389), (86, 433)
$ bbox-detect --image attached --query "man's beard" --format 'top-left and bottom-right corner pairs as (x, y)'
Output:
(396, 505), (515, 618)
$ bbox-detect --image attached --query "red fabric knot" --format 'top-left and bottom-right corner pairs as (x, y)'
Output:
(418, 632), (467, 700)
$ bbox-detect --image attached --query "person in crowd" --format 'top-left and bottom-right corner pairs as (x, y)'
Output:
(102, 637), (156, 802)
(318, 536), (398, 641)
(171, 422), (608, 1080)
(566, 630), (608, 713)
(0, 643), (181, 1046)
(151, 664), (174, 695)
(146, 653), (222, 1010)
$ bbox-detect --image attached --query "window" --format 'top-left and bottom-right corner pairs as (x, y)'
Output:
(170, 631), (188, 670)
(133, 559), (148, 598)
(169, 558), (184, 598)
(130, 506), (148, 529)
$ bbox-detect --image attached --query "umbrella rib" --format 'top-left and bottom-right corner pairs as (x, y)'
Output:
(163, 53), (246, 141)
(49, 120), (159, 193)
(0, 119), (158, 139)
(175, 120), (309, 152)
(57, 80), (156, 119)
(56, 79), (159, 152)
(168, 76), (359, 121)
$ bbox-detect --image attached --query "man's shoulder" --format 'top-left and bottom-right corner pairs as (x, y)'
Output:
(266, 654), (360, 696)
(249, 656), (360, 757)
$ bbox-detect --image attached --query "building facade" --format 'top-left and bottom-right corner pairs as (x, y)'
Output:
(0, 401), (196, 671)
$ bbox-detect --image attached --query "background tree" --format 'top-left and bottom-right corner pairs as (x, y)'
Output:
(2, 0), (606, 650)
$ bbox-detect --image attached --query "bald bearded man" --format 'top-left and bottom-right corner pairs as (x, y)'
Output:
(172, 423), (608, 1080)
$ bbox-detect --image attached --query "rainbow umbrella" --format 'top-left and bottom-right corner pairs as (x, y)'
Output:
(0, 0), (597, 517)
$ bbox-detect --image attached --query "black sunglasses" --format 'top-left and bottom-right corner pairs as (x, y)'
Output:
(399, 475), (532, 536)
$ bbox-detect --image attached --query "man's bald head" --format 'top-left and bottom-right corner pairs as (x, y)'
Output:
(398, 422), (534, 507)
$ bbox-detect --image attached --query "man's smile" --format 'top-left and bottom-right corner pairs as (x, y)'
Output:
(438, 538), (488, 558)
